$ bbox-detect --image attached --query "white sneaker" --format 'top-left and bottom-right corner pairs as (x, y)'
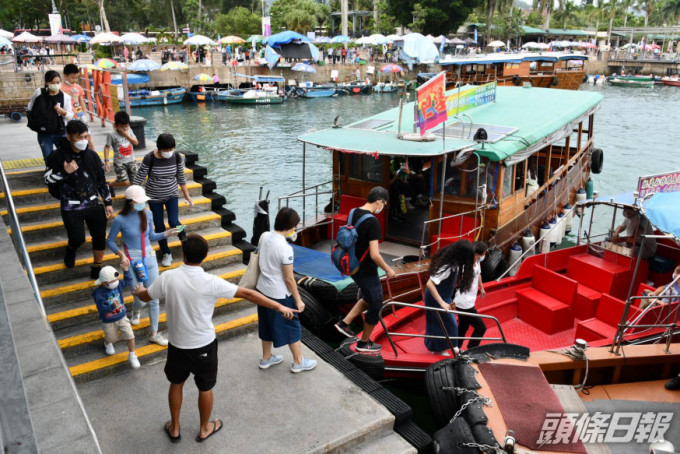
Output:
(104, 342), (115, 356)
(129, 311), (141, 326)
(128, 352), (140, 369)
(149, 332), (169, 346)
(161, 253), (173, 267)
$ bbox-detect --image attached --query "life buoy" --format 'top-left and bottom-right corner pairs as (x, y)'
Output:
(591, 148), (604, 174)
(552, 75), (559, 86)
(512, 75), (521, 86)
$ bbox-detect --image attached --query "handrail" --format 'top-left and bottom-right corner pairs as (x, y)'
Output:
(0, 161), (102, 453)
(419, 207), (485, 258)
(277, 180), (334, 231)
(377, 300), (507, 358)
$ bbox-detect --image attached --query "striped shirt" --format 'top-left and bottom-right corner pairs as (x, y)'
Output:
(133, 151), (186, 202)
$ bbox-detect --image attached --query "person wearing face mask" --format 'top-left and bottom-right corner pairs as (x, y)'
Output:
(454, 241), (488, 350)
(92, 265), (140, 369)
(27, 70), (74, 159)
(610, 206), (657, 259)
(255, 208), (316, 373)
(334, 186), (396, 352)
(44, 120), (113, 279)
(134, 134), (192, 268)
(106, 185), (181, 346)
(61, 64), (96, 151)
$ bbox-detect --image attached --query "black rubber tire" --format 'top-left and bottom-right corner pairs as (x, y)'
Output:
(512, 75), (521, 86)
(591, 148), (604, 174)
(297, 286), (335, 338)
(480, 248), (507, 282)
(10, 112), (22, 122)
(582, 74), (588, 84)
(339, 341), (385, 380)
(296, 274), (358, 309)
(425, 359), (459, 429)
(552, 75), (559, 86)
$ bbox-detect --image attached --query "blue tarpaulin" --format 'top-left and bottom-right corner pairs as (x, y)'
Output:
(291, 244), (355, 290)
(264, 31), (311, 48)
(642, 192), (680, 239)
(110, 73), (150, 85)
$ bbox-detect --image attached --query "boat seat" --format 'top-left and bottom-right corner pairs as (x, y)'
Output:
(573, 318), (616, 343)
(431, 214), (477, 253)
(573, 284), (601, 320)
(567, 253), (632, 299)
(574, 293), (642, 343)
(516, 266), (577, 334)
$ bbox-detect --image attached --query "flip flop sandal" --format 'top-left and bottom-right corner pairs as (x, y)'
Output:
(195, 419), (223, 443)
(164, 421), (181, 443)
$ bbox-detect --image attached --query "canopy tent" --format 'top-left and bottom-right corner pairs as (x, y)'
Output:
(401, 33), (439, 62)
(71, 34), (92, 43)
(0, 29), (14, 39)
(331, 35), (351, 43)
(110, 73), (150, 85)
(184, 35), (216, 45)
(264, 31), (310, 47)
(642, 192), (680, 240)
(276, 41), (319, 60)
(220, 35), (245, 44)
(12, 31), (41, 43)
(119, 33), (149, 44)
(488, 40), (506, 47)
(126, 58), (161, 71)
(90, 32), (122, 44)
(44, 33), (76, 44)
(0, 36), (12, 47)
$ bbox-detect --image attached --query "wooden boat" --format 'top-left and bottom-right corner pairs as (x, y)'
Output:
(187, 83), (233, 102)
(662, 76), (680, 87)
(282, 83), (604, 338)
(608, 77), (654, 88)
(119, 87), (186, 107)
(217, 74), (285, 104)
(334, 82), (372, 95)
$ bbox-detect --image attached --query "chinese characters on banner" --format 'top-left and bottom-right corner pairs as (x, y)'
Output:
(446, 81), (497, 117)
(416, 71), (447, 136)
(637, 171), (680, 198)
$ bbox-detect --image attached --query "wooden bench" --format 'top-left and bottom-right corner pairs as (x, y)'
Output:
(516, 265), (576, 334)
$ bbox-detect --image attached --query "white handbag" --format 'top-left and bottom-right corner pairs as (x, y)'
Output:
(238, 233), (268, 290)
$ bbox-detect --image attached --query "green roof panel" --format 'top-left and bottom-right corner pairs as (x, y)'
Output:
(522, 26), (546, 34)
(547, 29), (589, 36)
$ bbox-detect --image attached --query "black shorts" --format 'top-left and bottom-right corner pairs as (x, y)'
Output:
(352, 274), (384, 325)
(164, 339), (218, 392)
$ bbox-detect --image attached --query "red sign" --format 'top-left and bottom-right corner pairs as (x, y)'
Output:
(416, 72), (447, 136)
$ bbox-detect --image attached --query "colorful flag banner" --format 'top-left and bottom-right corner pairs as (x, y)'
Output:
(264, 45), (280, 70)
(445, 81), (496, 117)
(416, 71), (447, 136)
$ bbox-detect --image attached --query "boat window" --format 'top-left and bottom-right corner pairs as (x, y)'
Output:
(434, 154), (483, 199)
(362, 155), (384, 182)
(502, 164), (514, 198)
(514, 160), (526, 192)
(348, 154), (360, 179)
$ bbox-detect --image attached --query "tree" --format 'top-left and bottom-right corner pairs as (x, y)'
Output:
(659, 0), (680, 21)
(214, 7), (261, 36)
(270, 0), (328, 33)
(636, 0), (658, 26)
(386, 0), (481, 35)
(493, 7), (524, 44)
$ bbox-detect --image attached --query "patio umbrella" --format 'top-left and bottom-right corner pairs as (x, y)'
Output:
(522, 41), (538, 48)
(0, 29), (13, 39)
(160, 61), (189, 71)
(386, 34), (403, 42)
(120, 33), (149, 45)
(355, 36), (370, 45)
(314, 36), (331, 44)
(331, 35), (351, 43)
(246, 35), (263, 43)
(44, 33), (76, 44)
(292, 62), (316, 73)
(534, 42), (550, 49)
(127, 58), (161, 71)
(90, 32), (122, 44)
(0, 36), (12, 47)
(193, 73), (213, 82)
(96, 58), (117, 68)
(464, 38), (476, 44)
(12, 31), (41, 43)
(80, 64), (99, 71)
(368, 33), (388, 45)
(381, 63), (404, 73)
(184, 35), (216, 46)
(449, 38), (465, 45)
(488, 40), (505, 47)
(579, 42), (596, 49)
(220, 35), (245, 44)
(72, 34), (91, 43)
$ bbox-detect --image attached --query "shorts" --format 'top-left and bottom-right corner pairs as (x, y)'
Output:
(102, 317), (134, 344)
(257, 294), (301, 348)
(114, 161), (137, 183)
(164, 339), (218, 392)
(352, 274), (384, 325)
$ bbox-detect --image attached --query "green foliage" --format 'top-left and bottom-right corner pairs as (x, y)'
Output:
(270, 0), (328, 33)
(525, 10), (543, 27)
(93, 44), (112, 58)
(399, 0), (481, 34)
(214, 7), (261, 36)
(492, 7), (524, 41)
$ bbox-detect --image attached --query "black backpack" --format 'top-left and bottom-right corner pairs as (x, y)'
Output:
(27, 89), (65, 134)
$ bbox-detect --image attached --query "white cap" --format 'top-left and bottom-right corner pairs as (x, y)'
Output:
(125, 185), (150, 204)
(95, 266), (120, 285)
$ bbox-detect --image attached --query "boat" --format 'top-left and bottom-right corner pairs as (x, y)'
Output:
(439, 52), (588, 90)
(662, 76), (680, 87)
(216, 74), (286, 104)
(373, 81), (398, 93)
(339, 188), (680, 379)
(119, 86), (186, 107)
(187, 83), (233, 102)
(297, 86), (337, 98)
(334, 81), (372, 95)
(278, 83), (604, 339)
(608, 77), (655, 88)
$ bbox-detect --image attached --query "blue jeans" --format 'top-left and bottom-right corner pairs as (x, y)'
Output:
(148, 197), (182, 255)
(128, 247), (160, 333)
(37, 133), (65, 160)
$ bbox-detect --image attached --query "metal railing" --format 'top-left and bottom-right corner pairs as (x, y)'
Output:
(0, 161), (102, 453)
(277, 180), (334, 232)
(419, 207), (485, 259)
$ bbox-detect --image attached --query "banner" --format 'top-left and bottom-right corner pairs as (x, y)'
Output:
(637, 171), (680, 198)
(264, 45), (280, 69)
(262, 17), (271, 38)
(474, 29), (478, 44)
(446, 81), (496, 117)
(416, 71), (447, 136)
(48, 13), (62, 36)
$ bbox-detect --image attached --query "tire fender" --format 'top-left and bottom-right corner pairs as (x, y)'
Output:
(512, 75), (521, 86)
(591, 148), (604, 174)
(552, 75), (559, 86)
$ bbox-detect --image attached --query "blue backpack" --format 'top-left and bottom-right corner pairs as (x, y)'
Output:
(331, 208), (373, 276)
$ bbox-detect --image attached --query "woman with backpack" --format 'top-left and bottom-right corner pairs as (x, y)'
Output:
(423, 239), (476, 356)
(133, 134), (192, 267)
(27, 70), (74, 159)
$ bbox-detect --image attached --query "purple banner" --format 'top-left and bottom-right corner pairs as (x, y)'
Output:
(637, 171), (680, 197)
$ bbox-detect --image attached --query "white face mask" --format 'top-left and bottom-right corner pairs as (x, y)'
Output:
(286, 229), (298, 242)
(161, 151), (174, 159)
(48, 83), (60, 92)
(106, 281), (119, 290)
(478, 255), (486, 263)
(73, 139), (88, 151)
(374, 207), (383, 215)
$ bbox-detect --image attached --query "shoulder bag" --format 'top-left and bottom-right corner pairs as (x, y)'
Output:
(238, 232), (268, 290)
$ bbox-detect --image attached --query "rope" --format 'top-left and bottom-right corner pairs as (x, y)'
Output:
(548, 343), (589, 392)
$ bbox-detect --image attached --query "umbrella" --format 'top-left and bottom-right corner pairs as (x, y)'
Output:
(488, 40), (505, 47)
(126, 58), (161, 71)
(314, 36), (331, 44)
(0, 29), (13, 39)
(220, 35), (245, 44)
(449, 38), (465, 45)
(386, 34), (403, 42)
(522, 41), (538, 48)
(381, 63), (404, 73)
(367, 33), (388, 45)
(579, 42), (596, 49)
(12, 31), (41, 43)
(184, 34), (216, 46)
(355, 36), (370, 45)
(44, 33), (76, 44)
(80, 64), (99, 71)
(96, 58), (117, 68)
(331, 35), (351, 43)
(0, 36), (12, 47)
(72, 34), (92, 43)
(292, 62), (316, 73)
(90, 32), (122, 44)
(193, 73), (213, 82)
(246, 35), (263, 43)
(464, 38), (476, 44)
(160, 61), (189, 71)
(120, 33), (149, 44)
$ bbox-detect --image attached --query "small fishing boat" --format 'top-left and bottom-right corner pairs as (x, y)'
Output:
(187, 83), (233, 102)
(608, 77), (654, 88)
(298, 86), (337, 98)
(662, 76), (680, 87)
(119, 86), (186, 107)
(216, 74), (286, 104)
(373, 81), (398, 93)
(335, 81), (372, 95)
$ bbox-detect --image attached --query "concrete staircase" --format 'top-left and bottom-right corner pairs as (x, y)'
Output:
(0, 151), (257, 385)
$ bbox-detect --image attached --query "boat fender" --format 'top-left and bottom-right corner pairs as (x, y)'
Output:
(425, 359), (460, 428)
(454, 361), (481, 389)
(512, 75), (521, 86)
(296, 287), (335, 338)
(583, 74), (588, 84)
(575, 187), (586, 217)
(432, 418), (478, 454)
(585, 177), (594, 200)
(521, 229), (536, 257)
(338, 340), (385, 380)
(480, 248), (507, 282)
(563, 203), (574, 234)
(552, 75), (559, 86)
(471, 423), (499, 449)
(539, 221), (551, 254)
(548, 217), (558, 247)
(591, 148), (604, 174)
(556, 212), (566, 244)
(508, 242), (522, 277)
(10, 112), (22, 122)
(459, 390), (489, 426)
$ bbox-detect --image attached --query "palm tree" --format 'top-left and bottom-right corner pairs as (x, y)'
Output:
(603, 0), (619, 45)
(659, 0), (680, 21)
(98, 0), (110, 32)
(636, 0), (658, 26)
(538, 0), (554, 30)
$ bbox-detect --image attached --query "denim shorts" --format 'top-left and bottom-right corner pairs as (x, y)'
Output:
(352, 274), (384, 325)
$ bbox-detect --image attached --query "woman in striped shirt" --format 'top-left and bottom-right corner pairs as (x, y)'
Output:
(134, 134), (193, 267)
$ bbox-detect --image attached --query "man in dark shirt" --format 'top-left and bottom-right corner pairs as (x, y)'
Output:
(44, 120), (113, 279)
(334, 187), (396, 352)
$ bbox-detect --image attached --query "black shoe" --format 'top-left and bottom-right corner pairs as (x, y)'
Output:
(665, 375), (680, 390)
(356, 340), (382, 352)
(334, 321), (355, 338)
(64, 246), (76, 268)
(90, 265), (102, 280)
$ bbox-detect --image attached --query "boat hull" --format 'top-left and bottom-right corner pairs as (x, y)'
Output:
(662, 79), (680, 86)
(120, 88), (186, 107)
(301, 88), (336, 98)
(223, 96), (283, 104)
(608, 79), (654, 88)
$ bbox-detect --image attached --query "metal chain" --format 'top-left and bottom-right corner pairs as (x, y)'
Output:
(458, 442), (506, 453)
(449, 394), (493, 423)
(441, 386), (473, 395)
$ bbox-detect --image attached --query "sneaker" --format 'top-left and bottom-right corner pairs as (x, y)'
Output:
(665, 375), (680, 390)
(161, 253), (173, 267)
(149, 332), (168, 346)
(90, 265), (102, 280)
(64, 246), (76, 268)
(291, 357), (317, 373)
(334, 321), (355, 338)
(104, 342), (115, 356)
(259, 354), (284, 370)
(434, 350), (451, 357)
(130, 311), (141, 326)
(356, 340), (382, 352)
(128, 352), (140, 369)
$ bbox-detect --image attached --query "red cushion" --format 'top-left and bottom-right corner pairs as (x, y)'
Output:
(573, 285), (601, 320)
(574, 318), (616, 343)
(532, 266), (577, 305)
(517, 287), (573, 334)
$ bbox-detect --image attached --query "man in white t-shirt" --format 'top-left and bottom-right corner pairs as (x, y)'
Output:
(454, 242), (487, 350)
(133, 234), (296, 444)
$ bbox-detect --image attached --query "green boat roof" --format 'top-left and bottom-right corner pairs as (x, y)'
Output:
(298, 86), (602, 162)
(547, 29), (589, 36)
(522, 26), (546, 35)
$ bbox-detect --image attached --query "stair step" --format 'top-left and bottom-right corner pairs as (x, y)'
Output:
(349, 431), (416, 454)
(12, 211), (224, 244)
(68, 306), (258, 384)
(39, 246), (243, 305)
(46, 262), (246, 329)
